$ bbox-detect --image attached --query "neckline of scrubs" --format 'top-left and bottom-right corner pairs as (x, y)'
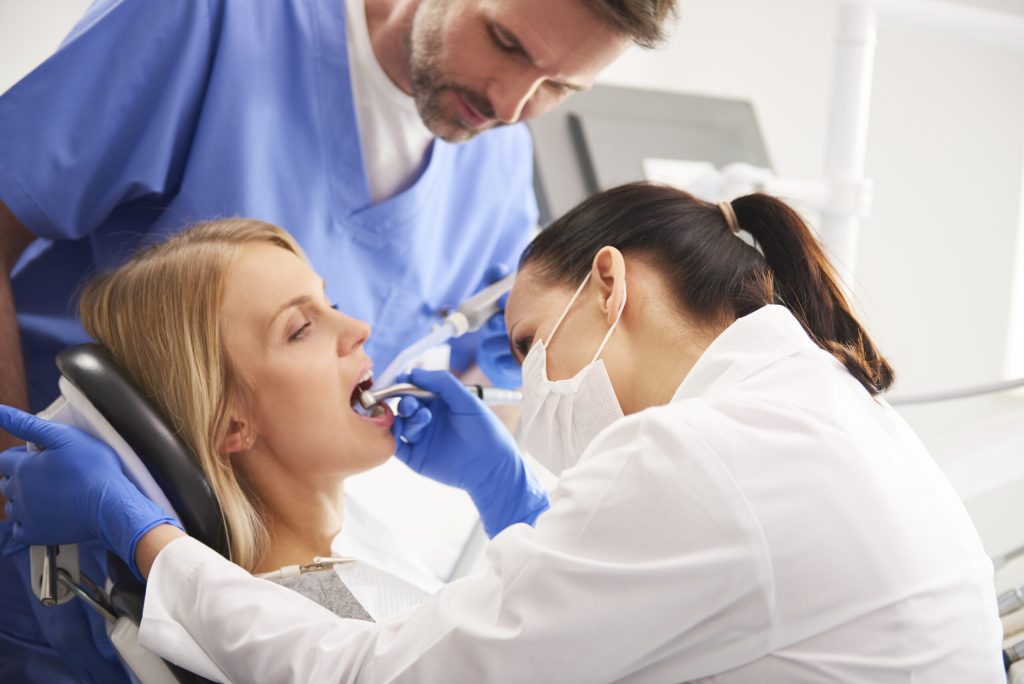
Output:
(312, 0), (450, 241)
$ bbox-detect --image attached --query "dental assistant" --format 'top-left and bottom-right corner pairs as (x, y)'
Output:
(0, 183), (1004, 682)
(0, 0), (678, 679)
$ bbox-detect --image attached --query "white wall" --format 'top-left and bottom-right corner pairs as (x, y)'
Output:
(3, 0), (1024, 580)
(0, 0), (89, 93)
(599, 0), (1024, 398)
(597, 0), (1024, 585)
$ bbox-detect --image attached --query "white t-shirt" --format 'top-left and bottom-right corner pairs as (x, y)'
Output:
(345, 0), (434, 204)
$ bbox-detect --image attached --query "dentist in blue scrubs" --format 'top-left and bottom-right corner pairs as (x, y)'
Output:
(0, 0), (677, 680)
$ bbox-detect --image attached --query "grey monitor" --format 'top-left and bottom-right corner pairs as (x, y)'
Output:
(528, 84), (773, 225)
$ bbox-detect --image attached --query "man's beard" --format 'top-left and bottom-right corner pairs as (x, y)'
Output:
(406, 2), (501, 143)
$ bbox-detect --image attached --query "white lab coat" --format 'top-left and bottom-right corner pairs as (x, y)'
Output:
(139, 305), (1004, 683)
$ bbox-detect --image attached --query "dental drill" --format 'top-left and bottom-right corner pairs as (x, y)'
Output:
(375, 273), (516, 387)
(359, 383), (521, 411)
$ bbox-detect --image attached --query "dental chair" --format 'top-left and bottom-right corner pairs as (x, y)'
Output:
(29, 343), (226, 684)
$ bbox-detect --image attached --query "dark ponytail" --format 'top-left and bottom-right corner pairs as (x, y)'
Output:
(731, 194), (894, 394)
(521, 182), (894, 395)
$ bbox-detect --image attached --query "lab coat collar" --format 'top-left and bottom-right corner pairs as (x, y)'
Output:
(673, 305), (818, 402)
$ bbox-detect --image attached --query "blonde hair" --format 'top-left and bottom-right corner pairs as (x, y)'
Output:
(79, 218), (306, 571)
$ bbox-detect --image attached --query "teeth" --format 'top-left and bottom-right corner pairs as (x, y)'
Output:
(357, 368), (373, 384)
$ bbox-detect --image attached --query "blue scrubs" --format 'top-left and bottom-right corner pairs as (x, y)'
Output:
(0, 0), (537, 680)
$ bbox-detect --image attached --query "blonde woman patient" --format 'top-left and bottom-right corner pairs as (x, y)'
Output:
(78, 218), (436, 620)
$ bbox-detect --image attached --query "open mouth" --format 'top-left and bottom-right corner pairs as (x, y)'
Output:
(350, 368), (375, 415)
(349, 368), (393, 428)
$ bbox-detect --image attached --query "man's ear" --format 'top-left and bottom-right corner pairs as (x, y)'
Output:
(590, 246), (627, 325)
(220, 418), (251, 454)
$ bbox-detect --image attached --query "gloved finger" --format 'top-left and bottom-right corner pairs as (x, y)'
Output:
(0, 406), (68, 449)
(407, 369), (481, 413)
(3, 499), (13, 519)
(481, 332), (513, 359)
(391, 402), (431, 435)
(0, 445), (28, 478)
(483, 263), (512, 285)
(0, 519), (27, 555)
(482, 351), (518, 376)
(401, 407), (433, 444)
(396, 395), (423, 418)
(392, 439), (412, 465)
(480, 356), (522, 389)
(11, 523), (28, 549)
(483, 311), (508, 335)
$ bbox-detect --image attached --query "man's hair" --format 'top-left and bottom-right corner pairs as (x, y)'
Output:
(585, 0), (679, 49)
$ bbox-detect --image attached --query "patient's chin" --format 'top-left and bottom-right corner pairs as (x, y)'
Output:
(339, 421), (397, 474)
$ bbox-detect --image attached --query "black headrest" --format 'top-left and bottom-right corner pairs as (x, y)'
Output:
(56, 344), (230, 558)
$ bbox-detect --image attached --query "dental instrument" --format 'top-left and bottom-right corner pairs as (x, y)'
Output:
(1001, 586), (1024, 617)
(376, 274), (515, 386)
(359, 382), (522, 410)
(255, 557), (356, 581)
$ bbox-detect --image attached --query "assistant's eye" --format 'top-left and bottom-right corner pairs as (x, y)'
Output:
(289, 321), (311, 342)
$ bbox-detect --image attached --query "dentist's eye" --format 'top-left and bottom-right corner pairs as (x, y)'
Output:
(514, 336), (533, 359)
(289, 322), (311, 342)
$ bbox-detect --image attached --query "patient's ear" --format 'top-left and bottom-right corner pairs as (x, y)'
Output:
(221, 418), (251, 454)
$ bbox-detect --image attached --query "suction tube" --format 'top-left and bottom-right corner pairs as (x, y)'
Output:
(376, 274), (516, 386)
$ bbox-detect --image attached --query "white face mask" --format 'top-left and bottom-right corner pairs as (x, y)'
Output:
(518, 271), (626, 476)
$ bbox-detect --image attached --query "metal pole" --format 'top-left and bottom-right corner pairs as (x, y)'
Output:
(821, 0), (878, 286)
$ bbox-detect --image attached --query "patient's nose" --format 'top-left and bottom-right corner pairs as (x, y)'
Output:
(335, 313), (370, 355)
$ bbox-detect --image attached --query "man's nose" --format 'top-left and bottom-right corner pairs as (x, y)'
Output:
(487, 73), (544, 124)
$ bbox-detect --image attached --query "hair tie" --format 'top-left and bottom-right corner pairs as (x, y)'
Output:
(718, 201), (740, 234)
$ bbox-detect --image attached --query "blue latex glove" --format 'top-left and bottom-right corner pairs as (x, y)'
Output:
(391, 369), (548, 537)
(0, 406), (181, 579)
(477, 264), (522, 389)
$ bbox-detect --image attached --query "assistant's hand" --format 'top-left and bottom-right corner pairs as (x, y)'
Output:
(0, 406), (180, 578)
(391, 369), (548, 537)
(477, 264), (522, 389)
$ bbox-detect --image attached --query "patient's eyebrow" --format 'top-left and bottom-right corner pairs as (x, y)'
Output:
(267, 280), (327, 331)
(269, 295), (312, 331)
